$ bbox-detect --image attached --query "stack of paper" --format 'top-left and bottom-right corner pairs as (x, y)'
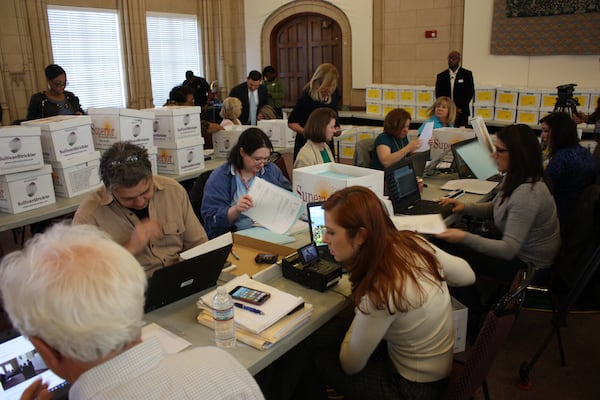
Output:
(197, 274), (305, 334)
(197, 303), (313, 350)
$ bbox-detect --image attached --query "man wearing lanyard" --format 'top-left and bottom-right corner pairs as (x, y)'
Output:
(435, 50), (475, 128)
(229, 70), (268, 125)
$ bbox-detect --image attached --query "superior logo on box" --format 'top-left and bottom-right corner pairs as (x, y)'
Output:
(88, 107), (155, 150)
(156, 137), (205, 175)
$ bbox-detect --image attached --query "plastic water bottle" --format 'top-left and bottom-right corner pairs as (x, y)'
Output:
(213, 286), (236, 348)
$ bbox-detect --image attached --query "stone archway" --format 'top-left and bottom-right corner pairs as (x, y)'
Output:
(261, 1), (352, 107)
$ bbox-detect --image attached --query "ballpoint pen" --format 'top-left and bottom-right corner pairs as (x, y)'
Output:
(234, 302), (264, 315)
(230, 249), (241, 260)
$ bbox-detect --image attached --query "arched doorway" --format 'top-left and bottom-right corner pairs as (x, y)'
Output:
(271, 14), (343, 108)
(261, 1), (352, 108)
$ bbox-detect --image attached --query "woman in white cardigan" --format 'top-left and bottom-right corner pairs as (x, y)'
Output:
(294, 107), (337, 168)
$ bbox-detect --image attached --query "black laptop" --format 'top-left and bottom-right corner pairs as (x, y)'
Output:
(0, 329), (70, 400)
(385, 157), (453, 218)
(144, 243), (232, 312)
(451, 137), (503, 182)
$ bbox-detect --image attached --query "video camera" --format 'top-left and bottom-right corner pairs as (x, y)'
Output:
(554, 83), (579, 114)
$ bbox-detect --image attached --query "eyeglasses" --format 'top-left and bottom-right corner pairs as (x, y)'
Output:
(51, 80), (68, 87)
(249, 152), (281, 165)
(494, 147), (509, 154)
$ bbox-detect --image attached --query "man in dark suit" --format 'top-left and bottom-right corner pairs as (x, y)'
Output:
(229, 70), (268, 125)
(183, 70), (210, 109)
(435, 50), (475, 127)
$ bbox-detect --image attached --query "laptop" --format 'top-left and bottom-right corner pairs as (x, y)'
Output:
(451, 138), (503, 182)
(384, 157), (453, 218)
(144, 243), (233, 312)
(306, 201), (334, 260)
(409, 150), (429, 178)
(0, 329), (70, 400)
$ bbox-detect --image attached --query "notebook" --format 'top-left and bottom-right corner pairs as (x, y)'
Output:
(144, 242), (233, 313)
(0, 329), (70, 400)
(451, 138), (503, 182)
(384, 157), (453, 218)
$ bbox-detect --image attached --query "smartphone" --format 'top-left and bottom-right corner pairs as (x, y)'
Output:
(255, 253), (278, 264)
(229, 285), (271, 305)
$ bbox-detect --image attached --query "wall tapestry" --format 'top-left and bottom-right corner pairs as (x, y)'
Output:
(506, 0), (600, 17)
(491, 0), (600, 55)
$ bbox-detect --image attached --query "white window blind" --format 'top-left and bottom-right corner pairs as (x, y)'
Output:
(146, 13), (202, 107)
(47, 6), (126, 109)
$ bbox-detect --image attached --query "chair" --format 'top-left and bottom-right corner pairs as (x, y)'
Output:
(188, 169), (214, 225)
(444, 263), (535, 400)
(518, 184), (600, 389)
(271, 151), (291, 181)
(353, 138), (375, 167)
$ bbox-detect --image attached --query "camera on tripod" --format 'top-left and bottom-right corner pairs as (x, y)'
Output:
(554, 83), (579, 115)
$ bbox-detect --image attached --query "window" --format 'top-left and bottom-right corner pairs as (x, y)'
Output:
(146, 13), (202, 107)
(47, 6), (126, 109)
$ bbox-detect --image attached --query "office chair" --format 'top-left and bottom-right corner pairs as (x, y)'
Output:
(518, 184), (600, 389)
(444, 263), (535, 400)
(188, 169), (214, 225)
(353, 138), (375, 167)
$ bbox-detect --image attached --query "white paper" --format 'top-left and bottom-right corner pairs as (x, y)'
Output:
(179, 232), (233, 260)
(390, 214), (447, 234)
(416, 121), (434, 152)
(141, 322), (192, 353)
(197, 274), (304, 334)
(243, 177), (303, 234)
(440, 179), (499, 195)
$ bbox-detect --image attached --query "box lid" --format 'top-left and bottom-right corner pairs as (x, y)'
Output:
(49, 151), (101, 169)
(21, 115), (92, 130)
(149, 106), (202, 117)
(1, 164), (52, 181)
(0, 126), (41, 137)
(157, 136), (204, 149)
(88, 107), (154, 119)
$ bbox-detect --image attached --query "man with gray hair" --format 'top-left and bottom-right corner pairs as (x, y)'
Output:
(0, 223), (264, 400)
(73, 142), (208, 276)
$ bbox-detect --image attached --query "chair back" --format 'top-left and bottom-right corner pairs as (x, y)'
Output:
(444, 265), (535, 400)
(353, 138), (375, 167)
(188, 169), (214, 225)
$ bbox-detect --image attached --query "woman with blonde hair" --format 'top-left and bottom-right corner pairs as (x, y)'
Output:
(417, 96), (456, 136)
(294, 107), (337, 168)
(220, 97), (243, 127)
(288, 63), (340, 159)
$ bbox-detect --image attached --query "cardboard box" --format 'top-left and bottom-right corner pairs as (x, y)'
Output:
(516, 109), (540, 125)
(398, 104), (416, 119)
(0, 126), (44, 174)
(494, 88), (518, 108)
(149, 106), (202, 145)
(366, 102), (383, 116)
(0, 164), (56, 214)
(494, 106), (517, 123)
(147, 145), (157, 176)
(417, 105), (430, 120)
(382, 103), (398, 117)
(473, 105), (494, 121)
(573, 90), (591, 111)
(226, 233), (296, 278)
(21, 115), (94, 162)
(88, 107), (155, 150)
(540, 89), (557, 111)
(416, 86), (435, 106)
(365, 84), (382, 102)
(338, 143), (356, 160)
(293, 163), (384, 217)
(430, 127), (475, 162)
(517, 89), (541, 109)
(398, 86), (416, 105)
(474, 86), (496, 106)
(156, 136), (205, 175)
(257, 119), (295, 148)
(213, 125), (248, 158)
(452, 297), (468, 353)
(381, 85), (400, 103)
(50, 151), (102, 198)
(589, 92), (600, 112)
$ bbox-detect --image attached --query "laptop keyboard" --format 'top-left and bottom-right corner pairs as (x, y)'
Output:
(404, 200), (452, 217)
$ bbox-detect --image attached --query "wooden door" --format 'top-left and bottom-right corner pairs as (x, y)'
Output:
(271, 14), (343, 107)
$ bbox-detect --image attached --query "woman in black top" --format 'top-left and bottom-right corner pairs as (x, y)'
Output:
(26, 64), (84, 120)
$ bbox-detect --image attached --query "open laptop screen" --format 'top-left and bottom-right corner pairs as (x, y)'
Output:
(0, 330), (69, 400)
(452, 138), (499, 180)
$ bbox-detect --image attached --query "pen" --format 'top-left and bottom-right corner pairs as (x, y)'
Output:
(231, 249), (240, 260)
(234, 302), (264, 315)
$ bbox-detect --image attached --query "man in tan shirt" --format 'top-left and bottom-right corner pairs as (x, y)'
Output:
(73, 142), (208, 276)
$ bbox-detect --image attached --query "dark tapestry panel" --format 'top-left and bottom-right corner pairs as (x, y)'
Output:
(506, 0), (600, 17)
(492, 0), (600, 55)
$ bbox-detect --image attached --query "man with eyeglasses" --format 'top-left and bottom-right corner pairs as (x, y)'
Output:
(435, 51), (475, 128)
(26, 64), (85, 120)
(73, 142), (208, 277)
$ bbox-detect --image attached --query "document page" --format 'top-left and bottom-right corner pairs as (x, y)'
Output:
(441, 179), (499, 195)
(244, 177), (303, 234)
(179, 232), (233, 260)
(416, 121), (434, 152)
(390, 214), (446, 234)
